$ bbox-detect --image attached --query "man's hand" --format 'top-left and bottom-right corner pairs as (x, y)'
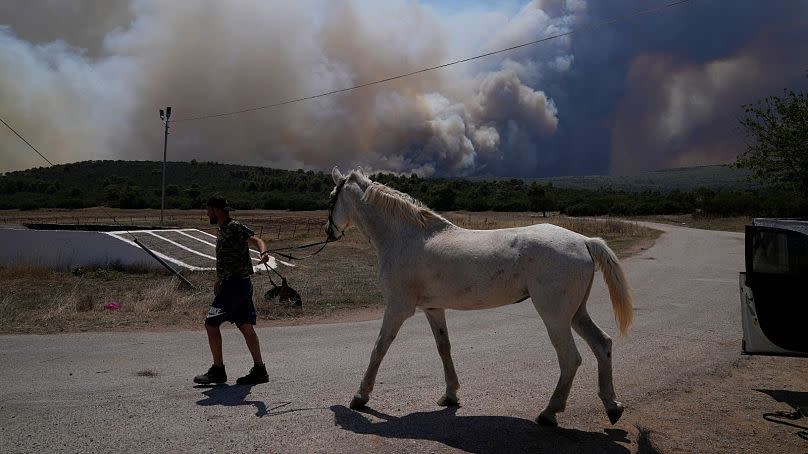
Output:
(249, 236), (268, 264)
(214, 279), (221, 296)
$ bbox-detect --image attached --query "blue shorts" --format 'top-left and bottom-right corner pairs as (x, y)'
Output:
(205, 277), (257, 327)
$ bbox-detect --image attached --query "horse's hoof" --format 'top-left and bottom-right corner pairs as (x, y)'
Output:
(536, 412), (558, 427)
(607, 403), (625, 425)
(349, 395), (369, 410)
(437, 394), (459, 407)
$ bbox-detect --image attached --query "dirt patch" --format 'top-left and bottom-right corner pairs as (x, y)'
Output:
(135, 369), (158, 377)
(564, 354), (808, 453)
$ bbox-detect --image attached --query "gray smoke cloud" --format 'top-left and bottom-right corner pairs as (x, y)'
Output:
(1, 0), (583, 175)
(609, 27), (808, 175)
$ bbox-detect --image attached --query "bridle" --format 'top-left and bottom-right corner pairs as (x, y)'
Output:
(263, 178), (346, 262)
(261, 178), (348, 305)
(326, 178), (347, 242)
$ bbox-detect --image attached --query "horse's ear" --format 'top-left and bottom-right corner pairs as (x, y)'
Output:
(331, 167), (343, 184)
(355, 166), (364, 176)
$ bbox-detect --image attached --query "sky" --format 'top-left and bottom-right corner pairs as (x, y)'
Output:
(1, 0), (807, 177)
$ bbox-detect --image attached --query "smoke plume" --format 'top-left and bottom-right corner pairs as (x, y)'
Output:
(609, 26), (808, 175)
(1, 0), (583, 175)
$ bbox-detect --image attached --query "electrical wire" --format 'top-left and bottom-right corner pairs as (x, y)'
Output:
(1, 115), (193, 288)
(174, 0), (692, 122)
(1, 115), (55, 166)
(1, 0), (697, 297)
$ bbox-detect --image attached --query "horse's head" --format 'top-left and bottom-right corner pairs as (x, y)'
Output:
(325, 167), (352, 241)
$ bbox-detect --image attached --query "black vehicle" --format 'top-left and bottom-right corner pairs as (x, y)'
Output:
(740, 219), (808, 357)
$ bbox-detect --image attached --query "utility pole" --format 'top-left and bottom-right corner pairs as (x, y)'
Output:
(159, 106), (172, 226)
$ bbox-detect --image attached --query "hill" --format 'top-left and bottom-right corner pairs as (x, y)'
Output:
(0, 160), (331, 210)
(532, 165), (755, 192)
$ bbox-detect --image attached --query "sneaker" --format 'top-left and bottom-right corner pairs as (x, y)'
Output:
(193, 365), (227, 384)
(236, 364), (269, 385)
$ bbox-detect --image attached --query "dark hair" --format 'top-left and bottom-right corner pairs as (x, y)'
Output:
(207, 196), (233, 211)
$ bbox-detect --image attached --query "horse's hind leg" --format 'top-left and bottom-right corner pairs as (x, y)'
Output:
(572, 305), (624, 424)
(350, 306), (413, 410)
(530, 276), (586, 427)
(535, 318), (581, 427)
(424, 308), (460, 406)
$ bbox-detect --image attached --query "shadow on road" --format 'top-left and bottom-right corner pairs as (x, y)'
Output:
(331, 405), (632, 453)
(195, 384), (269, 417)
(195, 385), (328, 418)
(755, 388), (808, 440)
(756, 388), (808, 411)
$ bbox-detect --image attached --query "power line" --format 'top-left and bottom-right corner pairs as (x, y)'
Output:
(0, 115), (54, 166)
(0, 114), (191, 287)
(175, 0), (691, 122)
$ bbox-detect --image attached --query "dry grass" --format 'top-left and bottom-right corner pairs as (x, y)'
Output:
(0, 264), (53, 280)
(0, 211), (659, 334)
(445, 212), (659, 258)
(255, 232), (383, 320)
(632, 214), (750, 232)
(446, 212), (648, 236)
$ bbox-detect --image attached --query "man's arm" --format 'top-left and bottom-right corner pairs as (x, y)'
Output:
(248, 235), (269, 263)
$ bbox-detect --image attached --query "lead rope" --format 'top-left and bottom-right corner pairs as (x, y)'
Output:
(260, 178), (346, 306)
(265, 235), (333, 261)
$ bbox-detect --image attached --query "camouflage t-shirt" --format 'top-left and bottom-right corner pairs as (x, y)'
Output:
(216, 219), (255, 280)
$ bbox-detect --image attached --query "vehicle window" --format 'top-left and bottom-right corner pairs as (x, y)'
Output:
(752, 229), (808, 274)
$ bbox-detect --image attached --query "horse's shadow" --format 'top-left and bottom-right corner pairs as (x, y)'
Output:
(331, 405), (632, 454)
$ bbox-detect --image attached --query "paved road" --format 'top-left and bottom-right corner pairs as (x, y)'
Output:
(0, 223), (745, 453)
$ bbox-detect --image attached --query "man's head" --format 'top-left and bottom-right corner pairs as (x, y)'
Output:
(206, 196), (232, 225)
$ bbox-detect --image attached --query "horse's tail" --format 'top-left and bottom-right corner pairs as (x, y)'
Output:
(585, 237), (634, 336)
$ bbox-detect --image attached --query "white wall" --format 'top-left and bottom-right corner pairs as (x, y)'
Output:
(0, 228), (161, 270)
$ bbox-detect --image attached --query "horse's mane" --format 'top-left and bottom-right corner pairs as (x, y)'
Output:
(348, 171), (443, 229)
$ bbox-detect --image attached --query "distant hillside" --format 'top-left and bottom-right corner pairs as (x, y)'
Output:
(0, 160), (333, 210)
(0, 160), (800, 217)
(529, 165), (755, 192)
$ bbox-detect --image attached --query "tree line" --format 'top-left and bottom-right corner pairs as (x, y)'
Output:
(1, 160), (804, 217)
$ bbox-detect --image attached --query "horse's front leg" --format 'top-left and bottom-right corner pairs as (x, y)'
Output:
(350, 305), (414, 409)
(423, 308), (460, 406)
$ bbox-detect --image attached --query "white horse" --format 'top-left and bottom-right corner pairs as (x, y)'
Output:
(325, 167), (634, 427)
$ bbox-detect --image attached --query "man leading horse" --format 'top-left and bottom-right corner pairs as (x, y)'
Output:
(194, 196), (271, 386)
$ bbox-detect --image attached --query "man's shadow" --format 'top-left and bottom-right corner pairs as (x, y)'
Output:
(331, 405), (634, 454)
(195, 384), (272, 417)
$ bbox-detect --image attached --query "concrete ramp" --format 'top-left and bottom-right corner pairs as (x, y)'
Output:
(0, 228), (287, 272)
